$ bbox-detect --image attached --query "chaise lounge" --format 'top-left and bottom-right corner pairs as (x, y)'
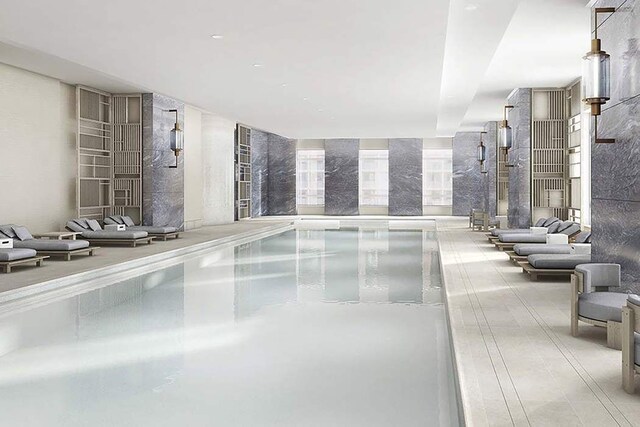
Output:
(505, 231), (591, 263)
(518, 253), (591, 281)
(0, 247), (47, 273)
(570, 263), (633, 350)
(622, 294), (640, 393)
(103, 215), (180, 241)
(66, 218), (154, 247)
(494, 221), (581, 251)
(487, 217), (559, 242)
(0, 224), (97, 261)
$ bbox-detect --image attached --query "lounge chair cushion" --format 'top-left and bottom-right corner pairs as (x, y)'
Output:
(0, 225), (18, 238)
(547, 222), (561, 234)
(66, 221), (86, 232)
(557, 222), (581, 236)
(12, 226), (33, 241)
(491, 228), (532, 237)
(87, 219), (102, 231)
(514, 244), (571, 256)
(0, 248), (37, 261)
(575, 264), (620, 292)
(629, 295), (640, 307)
(104, 215), (125, 225)
(574, 231), (591, 243)
(122, 216), (136, 227)
(128, 226), (177, 234)
(542, 217), (560, 227)
(500, 233), (547, 243)
(534, 218), (547, 227)
(13, 239), (89, 251)
(578, 291), (632, 323)
(73, 219), (90, 229)
(81, 230), (148, 240)
(527, 254), (591, 269)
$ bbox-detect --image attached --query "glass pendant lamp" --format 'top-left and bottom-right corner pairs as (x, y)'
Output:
(166, 109), (184, 168)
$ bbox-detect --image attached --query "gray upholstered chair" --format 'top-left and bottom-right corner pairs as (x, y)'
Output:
(571, 263), (635, 350)
(622, 295), (640, 393)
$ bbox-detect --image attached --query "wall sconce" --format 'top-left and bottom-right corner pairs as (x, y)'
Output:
(165, 109), (184, 168)
(477, 131), (488, 174)
(583, 7), (615, 143)
(499, 105), (515, 167)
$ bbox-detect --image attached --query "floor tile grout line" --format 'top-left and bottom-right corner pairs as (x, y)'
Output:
(441, 231), (519, 426)
(470, 233), (627, 426)
(444, 229), (530, 426)
(468, 230), (630, 426)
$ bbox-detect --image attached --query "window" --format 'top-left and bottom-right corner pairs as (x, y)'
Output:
(296, 150), (325, 206)
(359, 150), (388, 206)
(423, 149), (452, 206)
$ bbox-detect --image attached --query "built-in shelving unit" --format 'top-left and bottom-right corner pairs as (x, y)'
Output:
(235, 125), (252, 220)
(531, 88), (568, 220)
(112, 94), (143, 223)
(497, 148), (509, 215)
(76, 87), (143, 221)
(77, 86), (113, 220)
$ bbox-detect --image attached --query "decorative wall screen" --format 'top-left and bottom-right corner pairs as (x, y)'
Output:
(76, 87), (143, 221)
(235, 125), (252, 220)
(531, 89), (568, 220)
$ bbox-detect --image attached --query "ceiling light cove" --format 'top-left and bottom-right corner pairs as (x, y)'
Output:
(252, 63), (263, 68)
(210, 34), (223, 39)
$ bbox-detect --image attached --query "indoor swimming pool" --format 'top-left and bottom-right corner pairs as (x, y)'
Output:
(0, 224), (460, 426)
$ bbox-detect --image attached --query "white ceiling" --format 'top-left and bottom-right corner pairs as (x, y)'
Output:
(0, 0), (590, 138)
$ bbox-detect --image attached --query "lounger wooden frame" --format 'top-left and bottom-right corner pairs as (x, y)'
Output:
(82, 237), (154, 247)
(505, 251), (527, 263)
(147, 232), (180, 241)
(517, 260), (575, 281)
(494, 229), (582, 252)
(36, 247), (99, 261)
(0, 255), (48, 273)
(622, 298), (640, 393)
(570, 271), (622, 350)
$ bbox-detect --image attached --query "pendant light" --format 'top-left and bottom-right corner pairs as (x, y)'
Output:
(583, 7), (615, 143)
(477, 131), (488, 174)
(165, 109), (184, 168)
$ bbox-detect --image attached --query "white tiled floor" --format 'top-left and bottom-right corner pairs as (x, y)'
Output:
(438, 217), (640, 426)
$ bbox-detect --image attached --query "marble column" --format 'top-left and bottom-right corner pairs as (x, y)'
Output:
(506, 88), (532, 229)
(267, 134), (297, 215)
(591, 0), (640, 292)
(325, 139), (359, 215)
(142, 93), (184, 229)
(482, 122), (499, 220)
(452, 132), (484, 216)
(250, 129), (269, 217)
(388, 139), (423, 215)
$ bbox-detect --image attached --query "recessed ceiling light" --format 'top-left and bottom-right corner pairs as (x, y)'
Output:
(465, 4), (477, 11)
(303, 97), (308, 101)
(281, 83), (287, 87)
(210, 34), (224, 39)
(253, 63), (263, 68)
(318, 109), (324, 112)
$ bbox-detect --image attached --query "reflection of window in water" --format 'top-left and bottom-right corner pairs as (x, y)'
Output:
(296, 230), (326, 302)
(358, 228), (389, 303)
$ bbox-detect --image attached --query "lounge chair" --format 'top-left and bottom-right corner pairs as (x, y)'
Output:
(622, 295), (640, 393)
(506, 231), (591, 263)
(570, 264), (633, 350)
(518, 253), (591, 281)
(0, 248), (47, 273)
(103, 215), (180, 241)
(0, 224), (97, 261)
(66, 219), (154, 247)
(494, 221), (581, 251)
(488, 217), (559, 241)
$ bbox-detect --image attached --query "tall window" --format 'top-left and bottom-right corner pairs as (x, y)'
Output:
(423, 149), (452, 206)
(359, 150), (389, 206)
(296, 150), (325, 206)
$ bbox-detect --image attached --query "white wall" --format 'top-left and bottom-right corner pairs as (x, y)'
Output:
(0, 63), (76, 232)
(184, 106), (203, 230)
(202, 114), (235, 225)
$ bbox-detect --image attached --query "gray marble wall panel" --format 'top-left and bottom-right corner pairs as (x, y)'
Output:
(507, 88), (532, 229)
(388, 139), (422, 215)
(483, 122), (498, 220)
(142, 93), (184, 230)
(250, 130), (269, 217)
(325, 139), (359, 215)
(452, 132), (483, 216)
(592, 0), (640, 293)
(267, 134), (297, 215)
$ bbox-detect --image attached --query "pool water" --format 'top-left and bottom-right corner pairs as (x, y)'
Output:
(0, 226), (460, 426)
